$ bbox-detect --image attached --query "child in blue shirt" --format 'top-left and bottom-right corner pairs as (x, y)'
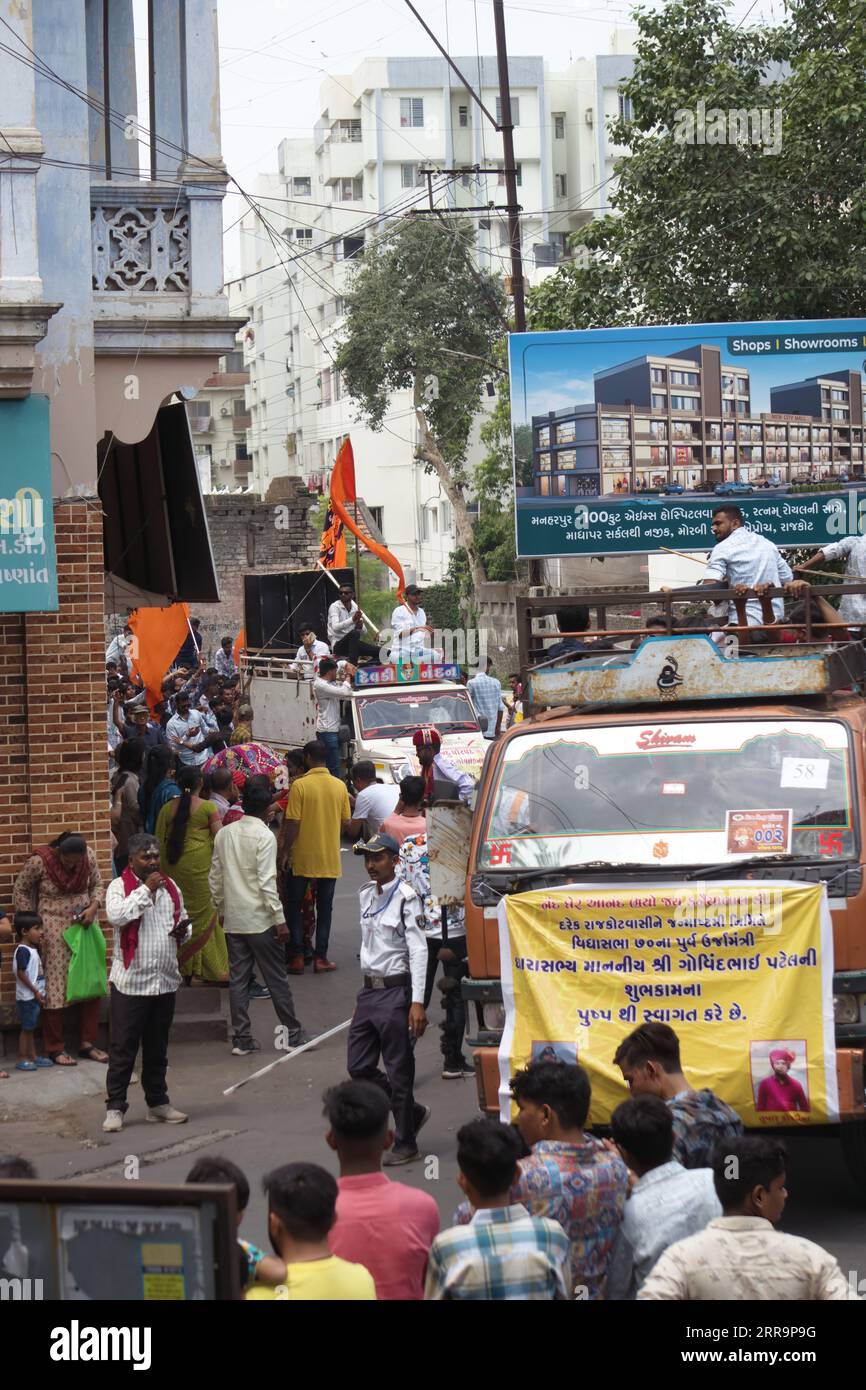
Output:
(13, 912), (51, 1072)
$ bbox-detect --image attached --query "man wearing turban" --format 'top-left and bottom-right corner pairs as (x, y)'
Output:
(756, 1048), (810, 1112)
(411, 727), (474, 806)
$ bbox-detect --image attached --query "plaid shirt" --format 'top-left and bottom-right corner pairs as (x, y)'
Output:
(425, 1205), (571, 1300)
(467, 671), (505, 737)
(455, 1137), (628, 1299)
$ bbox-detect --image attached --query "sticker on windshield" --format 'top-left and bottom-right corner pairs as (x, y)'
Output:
(662, 782), (686, 795)
(726, 809), (792, 855)
(780, 757), (829, 790)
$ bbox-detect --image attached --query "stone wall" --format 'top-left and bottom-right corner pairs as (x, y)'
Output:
(194, 479), (319, 660)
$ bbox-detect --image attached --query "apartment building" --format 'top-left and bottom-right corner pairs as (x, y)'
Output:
(189, 348), (252, 492)
(530, 348), (865, 498)
(235, 37), (636, 582)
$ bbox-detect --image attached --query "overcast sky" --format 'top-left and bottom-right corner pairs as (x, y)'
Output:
(214, 0), (780, 273)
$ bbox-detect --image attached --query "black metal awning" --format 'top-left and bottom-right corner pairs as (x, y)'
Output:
(99, 400), (219, 605)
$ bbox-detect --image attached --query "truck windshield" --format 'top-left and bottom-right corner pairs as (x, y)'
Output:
(357, 689), (480, 738)
(479, 719), (856, 870)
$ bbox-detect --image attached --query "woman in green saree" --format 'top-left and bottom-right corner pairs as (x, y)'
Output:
(155, 764), (228, 983)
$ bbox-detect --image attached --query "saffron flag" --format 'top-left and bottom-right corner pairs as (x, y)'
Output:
(320, 438), (406, 592)
(233, 627), (246, 665)
(128, 602), (192, 712)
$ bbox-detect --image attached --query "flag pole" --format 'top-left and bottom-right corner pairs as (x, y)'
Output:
(317, 561), (378, 636)
(353, 498), (362, 602)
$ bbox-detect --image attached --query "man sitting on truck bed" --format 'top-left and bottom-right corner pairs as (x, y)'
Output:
(613, 1022), (743, 1169)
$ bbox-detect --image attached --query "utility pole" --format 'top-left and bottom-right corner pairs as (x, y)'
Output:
(493, 0), (526, 333)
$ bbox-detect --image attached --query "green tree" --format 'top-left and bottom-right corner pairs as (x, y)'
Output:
(335, 216), (507, 596)
(528, 0), (866, 331)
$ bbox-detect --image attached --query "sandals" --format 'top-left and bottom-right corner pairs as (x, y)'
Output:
(49, 1052), (77, 1067)
(16, 1060), (37, 1072)
(78, 1046), (109, 1064)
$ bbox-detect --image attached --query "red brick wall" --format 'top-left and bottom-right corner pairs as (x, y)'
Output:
(0, 501), (113, 1015)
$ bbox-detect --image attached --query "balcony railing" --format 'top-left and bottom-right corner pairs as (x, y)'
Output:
(91, 186), (190, 294)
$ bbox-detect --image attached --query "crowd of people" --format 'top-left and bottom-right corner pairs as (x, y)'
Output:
(0, 585), (859, 1302)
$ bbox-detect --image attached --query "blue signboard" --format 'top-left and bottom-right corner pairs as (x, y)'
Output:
(0, 396), (57, 611)
(509, 317), (866, 557)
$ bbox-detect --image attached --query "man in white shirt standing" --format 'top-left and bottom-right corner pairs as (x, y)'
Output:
(328, 582), (380, 665)
(209, 779), (310, 1058)
(106, 623), (133, 676)
(165, 691), (210, 768)
(390, 583), (435, 662)
(214, 636), (236, 678)
(313, 655), (355, 777)
(103, 833), (191, 1133)
(702, 505), (795, 632)
(348, 832), (431, 1166)
(291, 626), (331, 680)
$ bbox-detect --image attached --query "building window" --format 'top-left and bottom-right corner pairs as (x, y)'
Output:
(832, 407), (848, 420)
(670, 394), (700, 411)
(556, 420), (576, 444)
(831, 388), (848, 401)
(650, 419), (667, 440)
(340, 236), (364, 260)
(496, 97), (520, 126)
(555, 173), (567, 197)
(400, 97), (424, 128)
(334, 176), (363, 201)
(292, 177), (311, 197)
(618, 93), (633, 122)
(458, 105), (469, 127)
(224, 350), (244, 373)
(497, 163), (522, 186)
(332, 119), (362, 142)
(554, 112), (565, 139)
(441, 499), (452, 530)
(368, 505), (384, 532)
(558, 450), (576, 470)
(736, 377), (749, 395)
(650, 367), (666, 385)
(651, 393), (667, 410)
(320, 369), (332, 407)
(538, 453), (551, 471)
(601, 418), (629, 442)
(401, 162), (425, 188)
(295, 227), (313, 240)
(232, 397), (247, 417)
(670, 370), (698, 386)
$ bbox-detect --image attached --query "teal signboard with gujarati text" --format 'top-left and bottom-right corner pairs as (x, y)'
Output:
(0, 395), (57, 611)
(516, 489), (866, 558)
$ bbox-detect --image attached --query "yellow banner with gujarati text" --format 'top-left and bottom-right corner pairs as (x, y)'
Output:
(498, 881), (837, 1127)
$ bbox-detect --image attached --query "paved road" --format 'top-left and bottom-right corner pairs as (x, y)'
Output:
(5, 850), (866, 1288)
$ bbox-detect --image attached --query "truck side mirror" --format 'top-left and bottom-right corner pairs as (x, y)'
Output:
(427, 802), (473, 905)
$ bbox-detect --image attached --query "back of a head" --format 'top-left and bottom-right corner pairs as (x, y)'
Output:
(398, 775), (425, 809)
(263, 1162), (337, 1243)
(352, 760), (375, 785)
(304, 739), (327, 765)
(457, 1119), (521, 1198)
(0, 1155), (37, 1179)
(713, 1135), (786, 1213)
(613, 1022), (682, 1074)
(319, 657), (338, 677)
(208, 767), (233, 795)
(242, 780), (273, 818)
(323, 1080), (390, 1152)
(556, 604), (590, 635)
(610, 1095), (674, 1171)
(713, 503), (743, 524)
(186, 1154), (250, 1213)
(510, 1061), (591, 1129)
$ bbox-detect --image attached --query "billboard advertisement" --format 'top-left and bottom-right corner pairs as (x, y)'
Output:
(508, 318), (866, 557)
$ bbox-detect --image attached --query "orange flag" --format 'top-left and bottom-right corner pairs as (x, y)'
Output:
(233, 627), (246, 665)
(321, 438), (405, 593)
(128, 602), (192, 712)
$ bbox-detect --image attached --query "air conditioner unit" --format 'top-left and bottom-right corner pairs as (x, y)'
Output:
(585, 107), (594, 126)
(220, 406), (230, 416)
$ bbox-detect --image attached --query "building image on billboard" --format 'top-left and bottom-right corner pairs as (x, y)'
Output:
(509, 320), (866, 556)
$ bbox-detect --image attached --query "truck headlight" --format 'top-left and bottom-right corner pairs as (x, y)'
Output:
(482, 1003), (506, 1030)
(834, 993), (860, 1025)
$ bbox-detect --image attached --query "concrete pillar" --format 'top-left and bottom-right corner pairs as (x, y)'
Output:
(178, 0), (227, 182)
(85, 0), (138, 180)
(151, 0), (183, 180)
(0, 0), (45, 304)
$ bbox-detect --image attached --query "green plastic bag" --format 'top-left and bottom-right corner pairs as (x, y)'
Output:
(63, 922), (108, 1003)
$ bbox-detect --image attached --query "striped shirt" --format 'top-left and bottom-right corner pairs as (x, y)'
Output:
(467, 671), (505, 737)
(105, 874), (189, 996)
(425, 1205), (571, 1300)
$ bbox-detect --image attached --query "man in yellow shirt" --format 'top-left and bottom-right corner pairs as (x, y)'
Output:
(246, 1162), (376, 1301)
(277, 740), (351, 975)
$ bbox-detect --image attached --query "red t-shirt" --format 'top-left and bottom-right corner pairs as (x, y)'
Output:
(329, 1172), (440, 1300)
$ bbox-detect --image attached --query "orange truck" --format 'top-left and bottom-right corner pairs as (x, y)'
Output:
(432, 586), (866, 1188)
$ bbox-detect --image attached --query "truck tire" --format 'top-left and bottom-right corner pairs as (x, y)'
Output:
(841, 1116), (866, 1197)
